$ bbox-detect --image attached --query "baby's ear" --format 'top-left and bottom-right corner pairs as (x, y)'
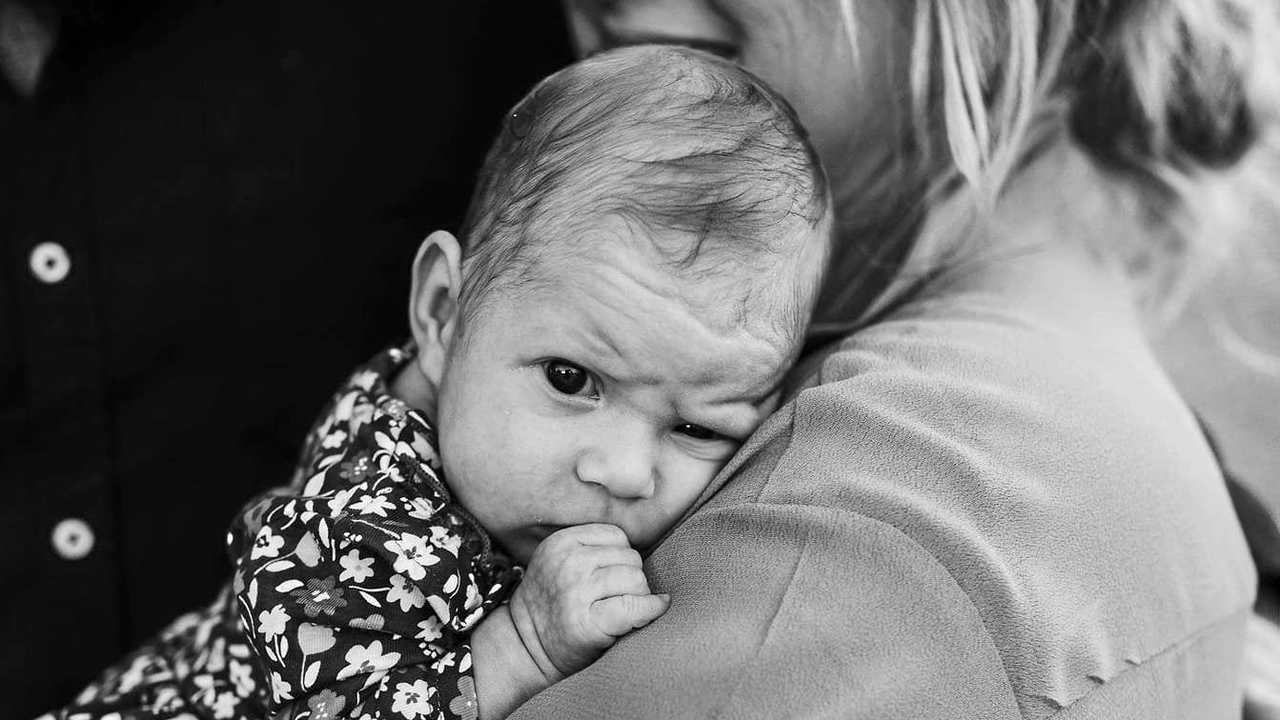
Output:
(408, 230), (464, 386)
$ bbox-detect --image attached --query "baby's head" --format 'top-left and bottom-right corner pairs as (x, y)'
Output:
(401, 45), (831, 562)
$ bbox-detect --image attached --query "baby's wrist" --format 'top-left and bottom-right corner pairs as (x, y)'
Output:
(471, 604), (556, 719)
(506, 594), (567, 684)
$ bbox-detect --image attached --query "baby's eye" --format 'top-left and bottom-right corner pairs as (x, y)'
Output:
(673, 423), (726, 441)
(543, 359), (597, 397)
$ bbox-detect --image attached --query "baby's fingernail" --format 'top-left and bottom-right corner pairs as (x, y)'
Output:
(657, 593), (671, 602)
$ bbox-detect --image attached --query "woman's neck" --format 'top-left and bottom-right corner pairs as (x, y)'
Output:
(840, 141), (1145, 331)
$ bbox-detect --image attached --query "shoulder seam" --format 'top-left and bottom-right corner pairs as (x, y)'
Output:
(688, 499), (1022, 718)
(1045, 606), (1253, 718)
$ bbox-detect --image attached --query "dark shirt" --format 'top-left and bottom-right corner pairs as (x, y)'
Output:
(0, 3), (569, 716)
(54, 344), (521, 719)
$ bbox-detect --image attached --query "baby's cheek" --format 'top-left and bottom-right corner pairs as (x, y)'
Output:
(472, 414), (569, 517)
(671, 447), (727, 489)
(439, 415), (523, 524)
(643, 457), (722, 532)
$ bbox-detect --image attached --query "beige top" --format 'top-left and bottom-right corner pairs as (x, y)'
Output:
(509, 238), (1256, 719)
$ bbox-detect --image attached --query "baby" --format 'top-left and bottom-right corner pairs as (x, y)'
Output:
(51, 44), (830, 720)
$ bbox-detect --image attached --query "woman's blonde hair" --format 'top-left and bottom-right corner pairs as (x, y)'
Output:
(832, 0), (1280, 323)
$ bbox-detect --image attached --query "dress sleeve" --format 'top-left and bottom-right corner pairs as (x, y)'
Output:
(230, 426), (518, 719)
(508, 502), (1021, 720)
(47, 587), (272, 719)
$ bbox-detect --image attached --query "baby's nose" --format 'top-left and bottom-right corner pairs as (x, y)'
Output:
(575, 437), (657, 500)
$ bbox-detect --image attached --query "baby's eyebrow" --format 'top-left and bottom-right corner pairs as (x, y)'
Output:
(753, 371), (790, 405)
(568, 325), (628, 376)
(719, 405), (773, 440)
(684, 395), (772, 437)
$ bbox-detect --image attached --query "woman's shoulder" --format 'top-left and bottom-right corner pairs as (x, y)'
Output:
(697, 280), (1255, 717)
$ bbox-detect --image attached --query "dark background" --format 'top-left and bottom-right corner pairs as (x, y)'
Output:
(0, 2), (571, 715)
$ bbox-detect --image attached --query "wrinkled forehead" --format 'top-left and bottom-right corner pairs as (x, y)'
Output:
(522, 212), (826, 353)
(512, 246), (798, 401)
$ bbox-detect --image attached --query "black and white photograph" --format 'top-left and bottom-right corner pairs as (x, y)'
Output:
(3, 1), (1279, 718)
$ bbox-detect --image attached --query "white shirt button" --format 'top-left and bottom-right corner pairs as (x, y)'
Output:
(51, 518), (94, 560)
(29, 241), (70, 284)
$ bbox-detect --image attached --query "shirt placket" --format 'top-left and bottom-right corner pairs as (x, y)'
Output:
(1, 70), (124, 673)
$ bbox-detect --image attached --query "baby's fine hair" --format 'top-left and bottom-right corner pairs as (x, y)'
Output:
(455, 44), (830, 321)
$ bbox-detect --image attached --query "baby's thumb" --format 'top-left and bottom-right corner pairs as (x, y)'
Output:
(592, 593), (671, 638)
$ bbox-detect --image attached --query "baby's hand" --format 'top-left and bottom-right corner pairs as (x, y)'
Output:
(508, 523), (669, 681)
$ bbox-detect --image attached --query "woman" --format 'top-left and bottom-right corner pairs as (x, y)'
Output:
(506, 1), (1278, 717)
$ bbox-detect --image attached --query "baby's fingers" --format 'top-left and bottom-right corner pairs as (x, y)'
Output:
(563, 522), (630, 547)
(590, 593), (670, 639)
(592, 564), (651, 597)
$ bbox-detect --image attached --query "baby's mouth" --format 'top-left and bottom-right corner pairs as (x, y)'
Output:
(528, 523), (567, 541)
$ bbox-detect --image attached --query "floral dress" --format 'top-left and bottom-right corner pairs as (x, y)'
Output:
(49, 345), (522, 720)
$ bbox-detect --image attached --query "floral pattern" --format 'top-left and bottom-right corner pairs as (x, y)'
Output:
(47, 345), (521, 720)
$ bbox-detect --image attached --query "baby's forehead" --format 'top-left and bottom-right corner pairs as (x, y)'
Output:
(523, 217), (817, 357)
